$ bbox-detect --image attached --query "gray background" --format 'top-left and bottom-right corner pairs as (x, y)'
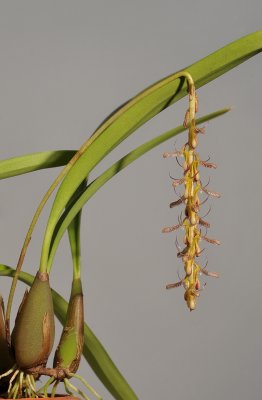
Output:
(0, 1), (261, 399)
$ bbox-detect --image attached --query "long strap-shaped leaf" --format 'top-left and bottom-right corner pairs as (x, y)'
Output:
(40, 31), (262, 269)
(0, 150), (76, 180)
(47, 108), (229, 269)
(0, 264), (138, 400)
(0, 108), (229, 269)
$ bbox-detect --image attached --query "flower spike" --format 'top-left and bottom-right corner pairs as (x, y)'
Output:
(163, 72), (220, 311)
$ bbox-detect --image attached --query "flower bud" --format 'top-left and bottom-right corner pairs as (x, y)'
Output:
(190, 211), (197, 225)
(185, 261), (192, 276)
(184, 289), (196, 311)
(188, 151), (194, 166)
(195, 241), (201, 257)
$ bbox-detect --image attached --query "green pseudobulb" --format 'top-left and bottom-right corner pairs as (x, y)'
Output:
(12, 271), (55, 369)
(53, 278), (84, 373)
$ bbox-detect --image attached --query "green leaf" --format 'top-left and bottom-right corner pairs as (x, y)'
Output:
(47, 108), (229, 269)
(66, 180), (87, 279)
(0, 150), (76, 180)
(0, 264), (138, 400)
(41, 30), (262, 269)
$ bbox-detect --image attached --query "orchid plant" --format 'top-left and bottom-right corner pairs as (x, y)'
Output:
(0, 30), (261, 400)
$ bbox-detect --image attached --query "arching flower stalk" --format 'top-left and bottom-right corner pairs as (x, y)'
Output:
(163, 73), (220, 311)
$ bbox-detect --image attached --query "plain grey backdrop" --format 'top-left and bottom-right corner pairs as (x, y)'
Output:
(0, 1), (261, 399)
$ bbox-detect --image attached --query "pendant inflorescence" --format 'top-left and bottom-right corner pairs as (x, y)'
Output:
(163, 73), (220, 311)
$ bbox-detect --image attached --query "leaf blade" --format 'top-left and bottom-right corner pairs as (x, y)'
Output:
(0, 150), (76, 180)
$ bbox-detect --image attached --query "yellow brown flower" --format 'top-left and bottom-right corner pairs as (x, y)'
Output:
(163, 73), (220, 311)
